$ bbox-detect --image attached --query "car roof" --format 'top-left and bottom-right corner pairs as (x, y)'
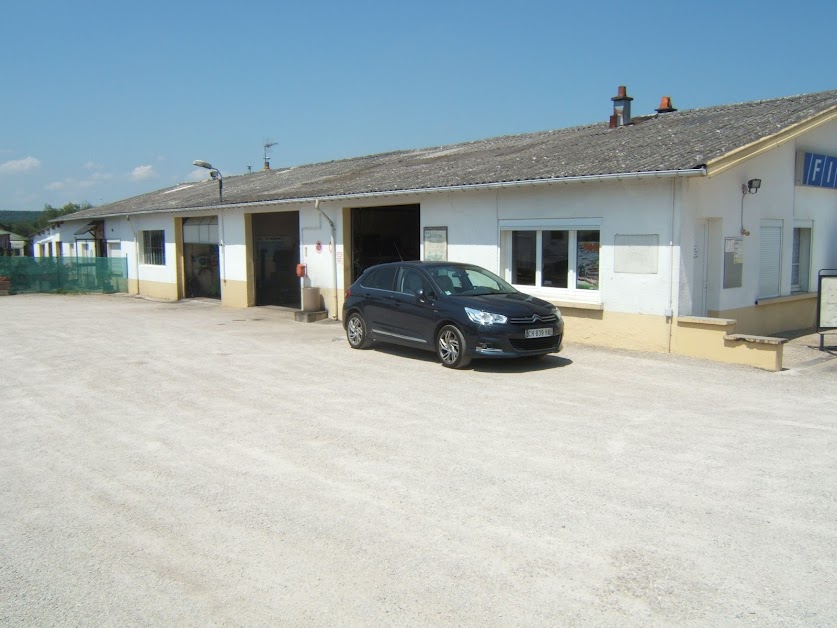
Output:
(365, 261), (476, 271)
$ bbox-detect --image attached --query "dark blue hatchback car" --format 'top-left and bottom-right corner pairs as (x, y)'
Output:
(342, 261), (564, 368)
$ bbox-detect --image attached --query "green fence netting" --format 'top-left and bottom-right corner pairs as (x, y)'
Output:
(0, 257), (129, 294)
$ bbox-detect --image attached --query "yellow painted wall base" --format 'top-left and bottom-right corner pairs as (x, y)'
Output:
(220, 280), (251, 308)
(561, 309), (671, 353)
(562, 309), (785, 371)
(128, 279), (178, 301)
(671, 317), (782, 371)
(710, 294), (817, 336)
(720, 337), (784, 371)
(320, 286), (340, 319)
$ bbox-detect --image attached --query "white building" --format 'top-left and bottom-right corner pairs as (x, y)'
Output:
(0, 229), (28, 256)
(35, 88), (837, 368)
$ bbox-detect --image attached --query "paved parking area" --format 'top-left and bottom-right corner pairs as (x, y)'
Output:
(1, 294), (835, 626)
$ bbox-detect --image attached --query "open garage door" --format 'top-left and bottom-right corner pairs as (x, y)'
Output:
(351, 204), (420, 282)
(253, 211), (300, 307)
(183, 216), (221, 299)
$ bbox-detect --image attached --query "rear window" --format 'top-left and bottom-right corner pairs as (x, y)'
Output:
(361, 266), (398, 291)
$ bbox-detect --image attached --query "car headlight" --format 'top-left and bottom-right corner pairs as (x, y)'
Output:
(465, 307), (508, 325)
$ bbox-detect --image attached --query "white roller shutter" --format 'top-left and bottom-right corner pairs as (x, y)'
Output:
(758, 224), (782, 298)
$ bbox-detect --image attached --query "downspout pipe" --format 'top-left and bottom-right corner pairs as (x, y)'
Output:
(667, 178), (678, 353)
(315, 200), (339, 319)
(219, 210), (226, 285)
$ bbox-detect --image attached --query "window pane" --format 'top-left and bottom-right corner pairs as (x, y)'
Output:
(542, 231), (568, 288)
(398, 268), (427, 294)
(576, 230), (600, 290)
(511, 231), (535, 285)
(791, 228), (800, 287)
(143, 230), (165, 265)
(362, 266), (397, 290)
(791, 227), (811, 292)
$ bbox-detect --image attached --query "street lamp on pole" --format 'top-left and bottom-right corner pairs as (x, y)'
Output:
(193, 160), (223, 203)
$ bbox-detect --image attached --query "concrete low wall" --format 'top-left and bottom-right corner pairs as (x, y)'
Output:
(712, 293), (817, 336)
(672, 316), (785, 371)
(563, 310), (786, 371)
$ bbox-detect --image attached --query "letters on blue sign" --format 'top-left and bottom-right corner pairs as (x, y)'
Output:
(802, 152), (837, 189)
(825, 156), (837, 188)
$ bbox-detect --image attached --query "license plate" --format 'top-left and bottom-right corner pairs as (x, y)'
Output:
(525, 327), (553, 338)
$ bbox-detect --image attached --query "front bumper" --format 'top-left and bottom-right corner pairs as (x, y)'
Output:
(465, 321), (564, 358)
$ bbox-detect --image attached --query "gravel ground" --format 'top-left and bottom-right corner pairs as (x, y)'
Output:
(1, 294), (835, 627)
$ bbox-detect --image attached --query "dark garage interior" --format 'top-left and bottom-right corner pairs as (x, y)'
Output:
(351, 204), (420, 281)
(253, 211), (300, 307)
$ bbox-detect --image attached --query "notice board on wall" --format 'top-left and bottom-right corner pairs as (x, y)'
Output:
(723, 237), (744, 289)
(423, 226), (448, 261)
(818, 270), (837, 330)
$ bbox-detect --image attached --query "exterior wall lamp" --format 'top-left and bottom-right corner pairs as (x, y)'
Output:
(739, 178), (761, 236)
(193, 160), (223, 203)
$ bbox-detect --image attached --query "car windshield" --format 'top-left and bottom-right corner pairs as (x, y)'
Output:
(429, 265), (517, 296)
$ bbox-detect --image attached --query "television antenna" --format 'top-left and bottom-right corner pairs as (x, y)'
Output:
(263, 139), (278, 170)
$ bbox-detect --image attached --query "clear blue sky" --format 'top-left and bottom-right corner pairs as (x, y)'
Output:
(1, 0), (834, 211)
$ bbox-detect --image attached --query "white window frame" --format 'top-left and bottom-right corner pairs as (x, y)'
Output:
(499, 218), (602, 302)
(791, 221), (812, 293)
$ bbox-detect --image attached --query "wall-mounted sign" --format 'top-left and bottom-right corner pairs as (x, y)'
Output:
(723, 237), (744, 289)
(423, 226), (448, 261)
(818, 270), (837, 331)
(796, 151), (837, 189)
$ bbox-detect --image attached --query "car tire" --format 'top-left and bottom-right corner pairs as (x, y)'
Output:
(436, 324), (471, 369)
(346, 312), (372, 349)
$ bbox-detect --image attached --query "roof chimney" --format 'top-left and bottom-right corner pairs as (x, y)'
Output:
(610, 85), (633, 128)
(655, 96), (677, 114)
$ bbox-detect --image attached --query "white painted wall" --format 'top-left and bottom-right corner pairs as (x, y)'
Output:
(794, 119), (837, 276)
(30, 226), (62, 256)
(113, 214), (177, 285)
(299, 202), (342, 292)
(686, 119), (837, 311)
(420, 180), (680, 316)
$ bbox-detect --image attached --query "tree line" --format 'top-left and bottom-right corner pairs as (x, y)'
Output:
(0, 202), (93, 237)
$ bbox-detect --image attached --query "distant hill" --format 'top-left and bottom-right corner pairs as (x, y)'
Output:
(0, 204), (91, 237)
(0, 210), (40, 230)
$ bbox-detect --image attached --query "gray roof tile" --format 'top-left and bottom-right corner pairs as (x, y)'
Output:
(63, 89), (837, 221)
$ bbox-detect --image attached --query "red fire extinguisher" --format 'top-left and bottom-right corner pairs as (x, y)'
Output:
(296, 263), (307, 278)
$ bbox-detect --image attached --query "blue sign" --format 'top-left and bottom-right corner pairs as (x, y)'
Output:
(797, 151), (837, 189)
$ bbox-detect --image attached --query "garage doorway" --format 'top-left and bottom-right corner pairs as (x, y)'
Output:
(183, 216), (221, 299)
(351, 204), (420, 281)
(253, 211), (300, 307)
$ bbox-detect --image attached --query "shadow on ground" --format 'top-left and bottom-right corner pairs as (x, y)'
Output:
(369, 343), (572, 372)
